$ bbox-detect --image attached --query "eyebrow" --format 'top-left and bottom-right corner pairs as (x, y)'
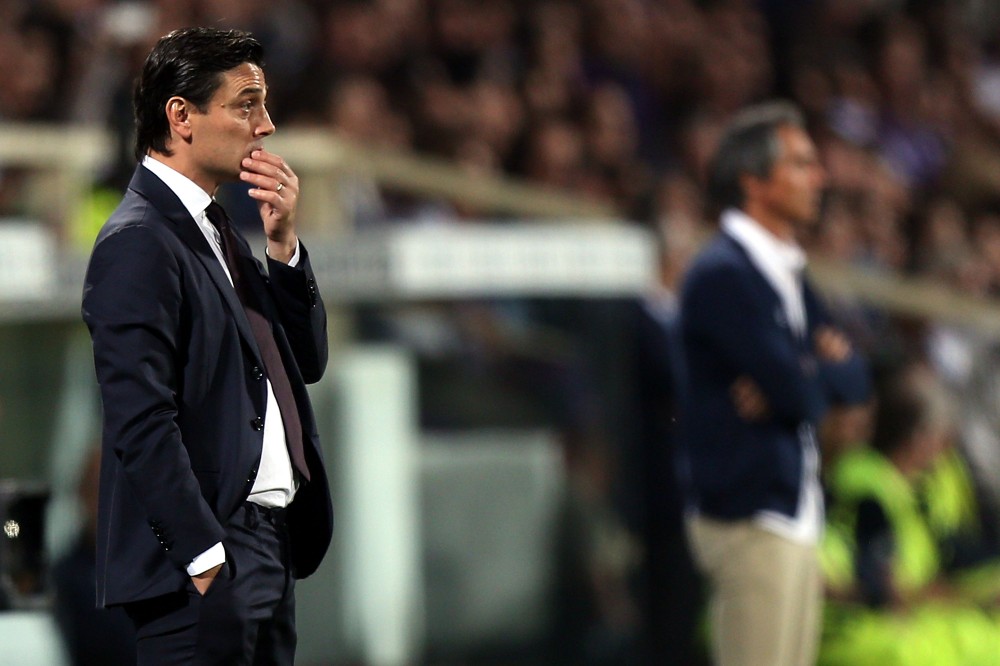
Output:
(238, 86), (267, 97)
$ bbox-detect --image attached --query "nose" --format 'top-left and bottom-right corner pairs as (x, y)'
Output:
(255, 107), (275, 138)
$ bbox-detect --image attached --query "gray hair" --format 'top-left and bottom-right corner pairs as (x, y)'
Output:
(707, 101), (806, 212)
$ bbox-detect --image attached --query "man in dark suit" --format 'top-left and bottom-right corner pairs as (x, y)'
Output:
(82, 27), (333, 665)
(677, 102), (870, 666)
(620, 227), (704, 664)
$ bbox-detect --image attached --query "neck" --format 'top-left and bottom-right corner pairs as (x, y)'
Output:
(741, 204), (795, 243)
(147, 151), (218, 196)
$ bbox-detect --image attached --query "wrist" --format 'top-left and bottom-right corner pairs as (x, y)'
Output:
(267, 235), (298, 264)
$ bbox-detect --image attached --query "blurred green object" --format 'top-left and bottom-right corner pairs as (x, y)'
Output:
(820, 448), (1000, 665)
(68, 187), (121, 253)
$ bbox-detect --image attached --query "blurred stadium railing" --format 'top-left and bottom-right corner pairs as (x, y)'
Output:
(3, 123), (1000, 334)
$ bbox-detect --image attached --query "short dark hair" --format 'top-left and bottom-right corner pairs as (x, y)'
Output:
(871, 365), (952, 457)
(133, 27), (264, 160)
(706, 101), (805, 212)
(871, 377), (924, 457)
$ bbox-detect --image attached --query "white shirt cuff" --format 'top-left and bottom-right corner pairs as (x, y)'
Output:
(266, 239), (300, 267)
(186, 542), (225, 575)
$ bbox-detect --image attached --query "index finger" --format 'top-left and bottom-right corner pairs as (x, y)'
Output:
(250, 149), (292, 174)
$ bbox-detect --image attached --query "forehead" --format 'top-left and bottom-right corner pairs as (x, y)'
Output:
(215, 63), (267, 97)
(775, 124), (814, 157)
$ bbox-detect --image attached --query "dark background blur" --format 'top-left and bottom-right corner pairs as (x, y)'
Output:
(3, 1), (1000, 664)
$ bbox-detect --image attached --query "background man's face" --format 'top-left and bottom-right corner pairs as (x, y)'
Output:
(757, 124), (826, 228)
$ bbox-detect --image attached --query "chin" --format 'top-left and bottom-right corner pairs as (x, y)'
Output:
(800, 206), (822, 224)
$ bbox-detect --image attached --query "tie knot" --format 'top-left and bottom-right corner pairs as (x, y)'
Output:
(205, 201), (229, 232)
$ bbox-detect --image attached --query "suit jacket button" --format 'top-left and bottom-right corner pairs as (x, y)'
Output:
(308, 279), (318, 306)
(251, 365), (264, 381)
(251, 417), (264, 431)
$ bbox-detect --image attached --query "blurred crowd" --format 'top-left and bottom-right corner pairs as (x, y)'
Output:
(7, 0), (1000, 285)
(8, 0), (1000, 664)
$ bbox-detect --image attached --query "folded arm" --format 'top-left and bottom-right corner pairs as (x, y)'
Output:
(265, 244), (328, 384)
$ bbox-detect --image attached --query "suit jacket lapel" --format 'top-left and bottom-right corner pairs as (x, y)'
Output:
(127, 166), (263, 364)
(723, 234), (801, 342)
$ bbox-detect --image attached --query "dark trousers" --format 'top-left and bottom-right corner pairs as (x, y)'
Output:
(124, 503), (296, 666)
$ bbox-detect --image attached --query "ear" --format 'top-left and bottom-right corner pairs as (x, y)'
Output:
(164, 96), (194, 141)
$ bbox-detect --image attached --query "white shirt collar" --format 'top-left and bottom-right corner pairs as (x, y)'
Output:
(141, 154), (302, 269)
(141, 155), (214, 220)
(722, 207), (808, 336)
(721, 208), (806, 274)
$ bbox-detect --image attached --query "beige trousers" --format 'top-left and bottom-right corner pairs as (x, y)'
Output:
(687, 516), (822, 666)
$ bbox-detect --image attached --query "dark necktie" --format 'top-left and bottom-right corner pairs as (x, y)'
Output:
(205, 202), (310, 482)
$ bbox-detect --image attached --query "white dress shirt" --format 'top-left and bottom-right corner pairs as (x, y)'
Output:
(142, 156), (300, 575)
(722, 208), (823, 545)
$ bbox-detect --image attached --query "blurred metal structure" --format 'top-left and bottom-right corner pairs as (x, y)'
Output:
(331, 346), (425, 665)
(0, 611), (68, 665)
(810, 258), (1000, 337)
(310, 223), (655, 301)
(2, 123), (1000, 334)
(420, 431), (562, 655)
(266, 129), (618, 225)
(0, 125), (114, 228)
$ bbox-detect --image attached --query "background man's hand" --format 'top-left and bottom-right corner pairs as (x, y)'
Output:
(731, 375), (770, 421)
(814, 326), (852, 363)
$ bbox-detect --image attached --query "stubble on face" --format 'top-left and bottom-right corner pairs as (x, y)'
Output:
(764, 125), (826, 229)
(189, 63), (272, 191)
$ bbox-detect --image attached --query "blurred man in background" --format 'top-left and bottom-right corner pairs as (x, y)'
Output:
(51, 447), (136, 666)
(678, 101), (871, 666)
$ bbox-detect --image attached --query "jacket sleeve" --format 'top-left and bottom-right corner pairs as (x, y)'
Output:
(818, 352), (871, 406)
(82, 223), (226, 570)
(683, 262), (827, 425)
(266, 242), (328, 384)
(805, 282), (872, 406)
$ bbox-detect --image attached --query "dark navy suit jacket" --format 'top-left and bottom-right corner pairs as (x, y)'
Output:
(678, 232), (870, 521)
(82, 166), (333, 607)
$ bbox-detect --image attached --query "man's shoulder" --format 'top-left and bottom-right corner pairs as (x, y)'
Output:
(95, 190), (169, 246)
(686, 232), (753, 283)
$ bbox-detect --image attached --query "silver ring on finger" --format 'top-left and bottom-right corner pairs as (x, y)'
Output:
(275, 182), (284, 192)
